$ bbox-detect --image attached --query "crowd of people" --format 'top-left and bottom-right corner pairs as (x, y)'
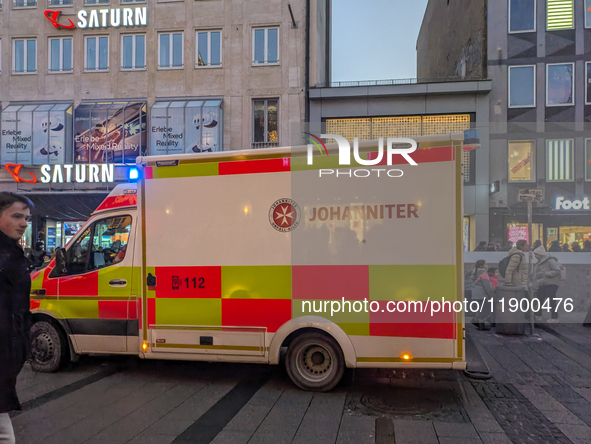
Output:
(473, 239), (591, 252)
(467, 239), (567, 330)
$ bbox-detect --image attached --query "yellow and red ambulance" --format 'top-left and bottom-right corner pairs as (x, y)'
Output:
(29, 132), (471, 391)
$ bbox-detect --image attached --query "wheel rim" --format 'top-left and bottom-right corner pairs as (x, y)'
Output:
(295, 343), (335, 383)
(32, 330), (56, 365)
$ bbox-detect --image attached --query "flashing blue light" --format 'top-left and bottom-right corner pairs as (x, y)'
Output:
(129, 168), (139, 181)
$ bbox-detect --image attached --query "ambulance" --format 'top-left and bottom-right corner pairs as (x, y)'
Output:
(29, 132), (472, 391)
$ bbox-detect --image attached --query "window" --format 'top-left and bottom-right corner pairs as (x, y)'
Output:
(252, 28), (279, 65)
(196, 31), (221, 67)
(509, 65), (536, 107)
(586, 0), (591, 27)
(58, 216), (132, 276)
(547, 0), (574, 30)
(48, 0), (73, 5)
(122, 0), (145, 3)
(586, 62), (591, 104)
(546, 63), (574, 106)
(121, 34), (145, 70)
(158, 32), (183, 68)
(13, 39), (36, 74)
(48, 37), (72, 73)
(585, 140), (591, 180)
(547, 139), (573, 181)
(85, 36), (109, 71)
(509, 141), (535, 182)
(509, 0), (536, 33)
(13, 0), (36, 7)
(253, 99), (278, 148)
(84, 0), (108, 5)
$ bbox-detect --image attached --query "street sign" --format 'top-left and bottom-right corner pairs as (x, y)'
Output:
(519, 188), (544, 202)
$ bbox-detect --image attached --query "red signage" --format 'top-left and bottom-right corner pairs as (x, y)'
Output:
(44, 10), (75, 29)
(5, 164), (38, 184)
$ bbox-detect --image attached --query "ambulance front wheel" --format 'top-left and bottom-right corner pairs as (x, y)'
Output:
(30, 320), (69, 373)
(286, 332), (345, 392)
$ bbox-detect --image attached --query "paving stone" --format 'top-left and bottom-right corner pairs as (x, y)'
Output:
(127, 433), (177, 444)
(479, 432), (514, 444)
(336, 414), (375, 444)
(392, 419), (438, 444)
(438, 438), (483, 444)
(433, 421), (480, 439)
(554, 424), (591, 444)
(292, 392), (346, 444)
(542, 409), (587, 426)
(247, 389), (313, 444)
(209, 430), (254, 444)
(573, 388), (591, 403)
(514, 385), (566, 412)
(162, 381), (235, 422)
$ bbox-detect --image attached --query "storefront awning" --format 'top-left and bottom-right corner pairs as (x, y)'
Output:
(24, 193), (107, 220)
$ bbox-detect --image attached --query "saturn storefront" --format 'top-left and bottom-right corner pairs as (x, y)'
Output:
(0, 101), (146, 250)
(0, 0), (305, 250)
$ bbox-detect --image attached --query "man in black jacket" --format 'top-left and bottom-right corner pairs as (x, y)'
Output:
(0, 192), (33, 444)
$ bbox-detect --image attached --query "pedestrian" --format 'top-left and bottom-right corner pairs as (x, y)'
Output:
(502, 241), (513, 252)
(473, 241), (487, 251)
(28, 241), (45, 269)
(583, 240), (591, 252)
(562, 243), (571, 252)
(532, 240), (542, 250)
(505, 239), (529, 286)
(532, 246), (561, 323)
(471, 260), (493, 330)
(571, 242), (582, 252)
(0, 192), (34, 444)
(548, 240), (561, 252)
(487, 267), (500, 289)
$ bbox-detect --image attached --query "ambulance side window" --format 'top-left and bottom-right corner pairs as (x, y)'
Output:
(88, 216), (132, 270)
(61, 215), (132, 275)
(66, 227), (92, 275)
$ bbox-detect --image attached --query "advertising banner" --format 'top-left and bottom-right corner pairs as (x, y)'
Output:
(150, 100), (222, 155)
(74, 102), (146, 164)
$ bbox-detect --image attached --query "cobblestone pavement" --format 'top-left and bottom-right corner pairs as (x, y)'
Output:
(9, 323), (591, 443)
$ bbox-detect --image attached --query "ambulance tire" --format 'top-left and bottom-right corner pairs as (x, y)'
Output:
(286, 332), (345, 392)
(30, 320), (69, 373)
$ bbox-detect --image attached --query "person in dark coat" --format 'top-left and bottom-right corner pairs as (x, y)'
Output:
(548, 240), (562, 252)
(0, 192), (34, 444)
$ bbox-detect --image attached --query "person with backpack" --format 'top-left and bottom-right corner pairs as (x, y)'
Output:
(470, 260), (494, 330)
(500, 239), (528, 285)
(532, 246), (562, 323)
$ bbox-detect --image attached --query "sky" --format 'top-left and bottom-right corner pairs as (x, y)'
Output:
(331, 0), (429, 82)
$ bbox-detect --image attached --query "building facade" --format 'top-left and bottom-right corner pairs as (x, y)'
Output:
(418, 0), (591, 250)
(307, 80), (492, 251)
(0, 0), (307, 248)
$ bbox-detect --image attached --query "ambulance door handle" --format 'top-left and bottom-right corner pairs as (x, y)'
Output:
(31, 289), (46, 298)
(109, 279), (127, 287)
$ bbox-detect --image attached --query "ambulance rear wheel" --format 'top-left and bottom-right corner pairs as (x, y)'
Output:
(286, 332), (344, 392)
(30, 320), (68, 373)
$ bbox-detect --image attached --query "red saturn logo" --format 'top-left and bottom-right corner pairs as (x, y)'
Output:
(5, 164), (38, 184)
(44, 10), (75, 29)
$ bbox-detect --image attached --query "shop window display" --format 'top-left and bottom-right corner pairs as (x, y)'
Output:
(74, 101), (147, 164)
(150, 100), (222, 154)
(1, 103), (72, 166)
(508, 141), (535, 181)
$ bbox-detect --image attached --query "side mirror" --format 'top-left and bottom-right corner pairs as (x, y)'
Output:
(53, 247), (68, 276)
